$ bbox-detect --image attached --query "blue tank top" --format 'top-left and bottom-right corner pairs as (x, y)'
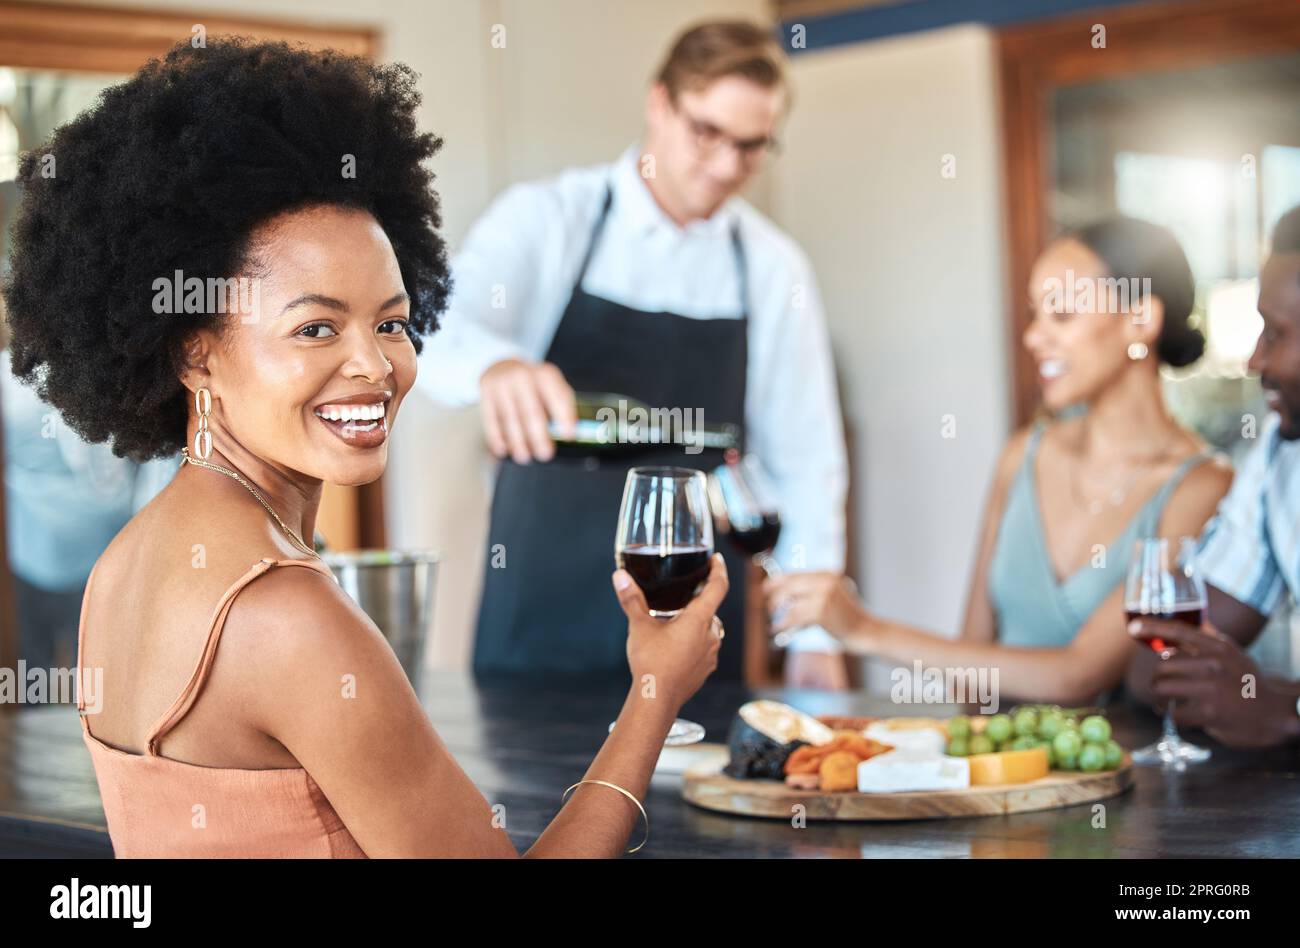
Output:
(988, 422), (1213, 649)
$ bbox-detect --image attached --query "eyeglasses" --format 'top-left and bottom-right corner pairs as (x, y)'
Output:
(672, 100), (780, 163)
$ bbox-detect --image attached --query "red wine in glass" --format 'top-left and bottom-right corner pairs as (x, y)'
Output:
(617, 544), (712, 613)
(727, 512), (781, 558)
(708, 452), (799, 644)
(1125, 605), (1202, 655)
(708, 452), (783, 563)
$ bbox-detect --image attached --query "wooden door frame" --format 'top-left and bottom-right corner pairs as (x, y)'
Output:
(998, 0), (1300, 427)
(0, 0), (377, 71)
(0, 1), (383, 671)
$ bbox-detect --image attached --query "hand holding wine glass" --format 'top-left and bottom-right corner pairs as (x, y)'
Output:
(1142, 619), (1300, 749)
(613, 552), (728, 710)
(1124, 536), (1211, 766)
(613, 467), (723, 745)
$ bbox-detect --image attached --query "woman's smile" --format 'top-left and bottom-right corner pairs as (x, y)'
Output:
(1037, 357), (1068, 387)
(312, 389), (392, 449)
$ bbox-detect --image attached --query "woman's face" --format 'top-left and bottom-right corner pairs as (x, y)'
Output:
(192, 204), (416, 487)
(1023, 237), (1156, 412)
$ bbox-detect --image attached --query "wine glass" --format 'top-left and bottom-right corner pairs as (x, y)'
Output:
(613, 466), (714, 746)
(1124, 536), (1211, 767)
(708, 450), (782, 566)
(707, 451), (799, 647)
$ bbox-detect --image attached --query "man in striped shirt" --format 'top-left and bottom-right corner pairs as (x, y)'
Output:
(1129, 205), (1300, 749)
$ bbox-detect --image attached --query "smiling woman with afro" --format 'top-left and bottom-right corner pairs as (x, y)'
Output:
(1, 36), (725, 859)
(3, 38), (450, 461)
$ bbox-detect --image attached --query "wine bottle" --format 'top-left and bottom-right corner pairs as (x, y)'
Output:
(547, 391), (740, 453)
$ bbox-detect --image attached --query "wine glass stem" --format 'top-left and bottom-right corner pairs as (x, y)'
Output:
(1162, 700), (1179, 742)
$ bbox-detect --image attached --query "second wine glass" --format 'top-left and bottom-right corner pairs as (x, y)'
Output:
(708, 451), (801, 647)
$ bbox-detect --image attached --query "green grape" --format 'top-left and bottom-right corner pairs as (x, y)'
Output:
(1056, 751), (1079, 771)
(985, 715), (1013, 745)
(1013, 709), (1038, 737)
(1052, 730), (1082, 760)
(1079, 743), (1106, 772)
(1009, 735), (1039, 751)
(969, 734), (995, 756)
(947, 716), (972, 739)
(1037, 713), (1064, 740)
(1103, 740), (1123, 769)
(1080, 715), (1112, 744)
(947, 737), (970, 757)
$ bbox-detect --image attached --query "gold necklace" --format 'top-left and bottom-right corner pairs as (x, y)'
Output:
(180, 447), (319, 559)
(1069, 428), (1179, 516)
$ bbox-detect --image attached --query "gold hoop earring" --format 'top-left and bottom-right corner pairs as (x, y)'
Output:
(194, 387), (213, 460)
(1127, 342), (1149, 361)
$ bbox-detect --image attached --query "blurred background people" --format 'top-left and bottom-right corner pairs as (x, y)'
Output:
(414, 20), (849, 684)
(765, 219), (1234, 705)
(2, 345), (174, 669)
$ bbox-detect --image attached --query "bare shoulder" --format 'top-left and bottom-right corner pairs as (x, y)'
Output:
(222, 562), (386, 668)
(992, 423), (1037, 489)
(1164, 447), (1233, 518)
(1155, 432), (1233, 537)
(107, 473), (310, 583)
(218, 562), (404, 731)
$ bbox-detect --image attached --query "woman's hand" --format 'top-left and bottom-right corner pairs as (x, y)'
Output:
(763, 571), (867, 643)
(613, 553), (729, 710)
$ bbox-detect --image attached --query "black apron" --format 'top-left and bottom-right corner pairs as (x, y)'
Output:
(473, 183), (750, 680)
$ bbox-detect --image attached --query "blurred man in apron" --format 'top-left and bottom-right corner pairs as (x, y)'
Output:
(417, 21), (848, 686)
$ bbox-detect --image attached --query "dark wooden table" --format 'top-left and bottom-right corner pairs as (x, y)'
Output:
(3, 670), (1299, 857)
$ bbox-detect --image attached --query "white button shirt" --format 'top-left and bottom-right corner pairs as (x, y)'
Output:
(416, 145), (848, 652)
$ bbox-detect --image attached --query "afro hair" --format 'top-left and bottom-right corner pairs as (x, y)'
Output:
(2, 37), (451, 461)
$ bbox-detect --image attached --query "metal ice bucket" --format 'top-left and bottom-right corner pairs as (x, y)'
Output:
(321, 550), (439, 684)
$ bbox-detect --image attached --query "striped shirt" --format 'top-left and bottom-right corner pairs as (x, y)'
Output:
(1198, 412), (1300, 616)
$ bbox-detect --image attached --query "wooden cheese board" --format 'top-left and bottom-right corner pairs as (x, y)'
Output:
(682, 753), (1133, 821)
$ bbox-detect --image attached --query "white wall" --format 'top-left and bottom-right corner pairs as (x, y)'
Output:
(771, 24), (1010, 681)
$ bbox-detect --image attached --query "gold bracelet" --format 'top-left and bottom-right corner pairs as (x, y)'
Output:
(561, 779), (649, 854)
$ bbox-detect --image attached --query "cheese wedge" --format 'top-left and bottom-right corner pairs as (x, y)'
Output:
(857, 750), (970, 792)
(967, 747), (1050, 785)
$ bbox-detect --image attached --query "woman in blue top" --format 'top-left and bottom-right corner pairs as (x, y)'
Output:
(767, 218), (1233, 705)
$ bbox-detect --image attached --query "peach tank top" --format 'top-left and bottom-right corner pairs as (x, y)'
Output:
(78, 556), (367, 858)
